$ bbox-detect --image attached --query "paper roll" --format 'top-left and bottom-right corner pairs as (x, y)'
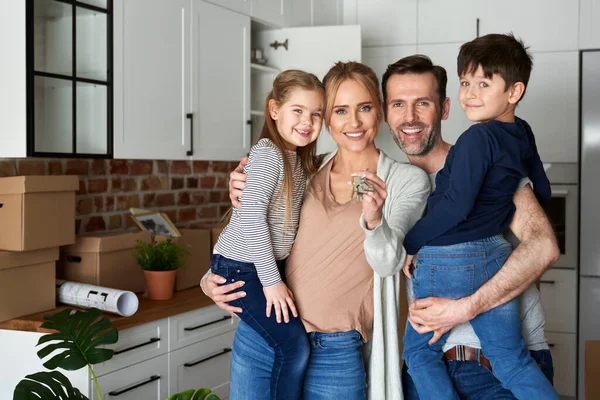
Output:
(56, 280), (139, 317)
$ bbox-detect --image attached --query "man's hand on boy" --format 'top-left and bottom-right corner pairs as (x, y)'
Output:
(229, 156), (248, 208)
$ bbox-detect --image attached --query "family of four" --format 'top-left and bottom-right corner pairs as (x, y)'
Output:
(200, 33), (560, 400)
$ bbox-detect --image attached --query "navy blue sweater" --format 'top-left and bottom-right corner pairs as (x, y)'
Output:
(404, 117), (551, 255)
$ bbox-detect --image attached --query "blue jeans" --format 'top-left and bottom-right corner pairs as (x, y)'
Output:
(403, 236), (558, 400)
(229, 320), (366, 400)
(402, 349), (554, 399)
(211, 254), (309, 400)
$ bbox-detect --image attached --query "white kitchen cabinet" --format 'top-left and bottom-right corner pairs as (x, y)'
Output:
(285, 0), (341, 27)
(416, 0), (479, 45)
(251, 0), (285, 27)
(416, 42), (472, 146)
(546, 332), (577, 398)
(539, 269), (577, 334)
(349, 0), (417, 47)
(169, 305), (238, 351)
(205, 0), (251, 16)
(516, 51), (579, 163)
(192, 0), (251, 161)
(113, 0), (192, 160)
(580, 0), (600, 49)
(478, 1), (579, 52)
(0, 0), (26, 157)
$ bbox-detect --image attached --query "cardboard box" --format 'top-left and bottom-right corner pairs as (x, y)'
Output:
(0, 247), (58, 322)
(57, 231), (152, 293)
(586, 340), (600, 399)
(157, 229), (212, 292)
(0, 175), (79, 251)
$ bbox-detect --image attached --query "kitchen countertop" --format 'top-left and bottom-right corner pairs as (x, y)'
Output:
(0, 287), (215, 333)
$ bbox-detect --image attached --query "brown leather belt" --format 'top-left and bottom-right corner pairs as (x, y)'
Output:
(444, 345), (492, 373)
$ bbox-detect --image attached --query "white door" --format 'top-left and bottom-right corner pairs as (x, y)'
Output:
(114, 0), (192, 160)
(580, 0), (600, 49)
(191, 0), (251, 161)
(478, 0), (579, 52)
(416, 42), (473, 147)
(255, 25), (362, 154)
(205, 0), (251, 16)
(515, 51), (579, 163)
(251, 0), (285, 27)
(416, 0), (479, 45)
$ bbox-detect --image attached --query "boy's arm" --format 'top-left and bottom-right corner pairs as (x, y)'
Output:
(403, 128), (493, 254)
(408, 184), (559, 343)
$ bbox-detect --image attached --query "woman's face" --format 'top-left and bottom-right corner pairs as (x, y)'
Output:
(328, 79), (378, 154)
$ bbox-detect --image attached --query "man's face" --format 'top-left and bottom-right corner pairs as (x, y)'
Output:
(384, 73), (449, 157)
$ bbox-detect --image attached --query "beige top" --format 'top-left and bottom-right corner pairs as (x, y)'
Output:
(286, 159), (374, 341)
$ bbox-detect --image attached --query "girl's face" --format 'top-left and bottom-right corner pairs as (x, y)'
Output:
(270, 89), (324, 151)
(329, 79), (378, 153)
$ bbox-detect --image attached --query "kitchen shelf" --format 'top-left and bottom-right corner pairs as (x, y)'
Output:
(251, 63), (280, 74)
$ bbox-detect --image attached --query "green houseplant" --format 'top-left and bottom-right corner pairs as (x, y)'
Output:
(134, 236), (189, 300)
(167, 388), (221, 400)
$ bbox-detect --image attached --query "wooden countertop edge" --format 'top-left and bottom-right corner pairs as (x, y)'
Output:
(0, 287), (215, 334)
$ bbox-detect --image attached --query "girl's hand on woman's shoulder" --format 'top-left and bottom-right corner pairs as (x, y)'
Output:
(353, 171), (387, 230)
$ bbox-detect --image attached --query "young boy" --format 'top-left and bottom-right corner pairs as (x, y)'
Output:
(401, 34), (559, 400)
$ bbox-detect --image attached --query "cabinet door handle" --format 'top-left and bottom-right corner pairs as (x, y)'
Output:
(540, 280), (556, 285)
(108, 374), (160, 396)
(184, 348), (232, 368)
(186, 113), (194, 156)
(548, 343), (555, 348)
(247, 119), (253, 146)
(184, 315), (232, 331)
(476, 18), (480, 37)
(113, 337), (160, 355)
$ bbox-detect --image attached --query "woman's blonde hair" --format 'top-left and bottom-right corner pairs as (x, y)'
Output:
(259, 69), (324, 224)
(322, 61), (383, 130)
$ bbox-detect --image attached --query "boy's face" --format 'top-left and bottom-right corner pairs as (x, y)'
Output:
(458, 65), (516, 123)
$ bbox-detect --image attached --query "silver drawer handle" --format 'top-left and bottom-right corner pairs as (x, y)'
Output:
(113, 337), (160, 355)
(108, 374), (160, 396)
(184, 348), (232, 368)
(184, 315), (232, 331)
(540, 280), (556, 285)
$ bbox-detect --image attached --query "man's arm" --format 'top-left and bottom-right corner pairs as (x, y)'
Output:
(408, 184), (559, 343)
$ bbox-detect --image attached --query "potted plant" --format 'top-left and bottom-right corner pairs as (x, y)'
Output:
(134, 236), (189, 300)
(167, 388), (221, 400)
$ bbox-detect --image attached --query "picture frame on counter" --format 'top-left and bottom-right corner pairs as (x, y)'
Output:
(131, 212), (181, 237)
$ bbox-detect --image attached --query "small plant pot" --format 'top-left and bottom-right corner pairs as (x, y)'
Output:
(144, 270), (177, 300)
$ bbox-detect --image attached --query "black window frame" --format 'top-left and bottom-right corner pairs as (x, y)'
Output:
(26, 0), (113, 159)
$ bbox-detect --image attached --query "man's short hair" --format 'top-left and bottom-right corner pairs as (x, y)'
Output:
(381, 55), (448, 113)
(457, 33), (533, 100)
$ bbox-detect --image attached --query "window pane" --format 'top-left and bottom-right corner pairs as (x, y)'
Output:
(34, 76), (73, 153)
(76, 82), (107, 154)
(76, 6), (107, 81)
(79, 0), (108, 9)
(34, 0), (72, 76)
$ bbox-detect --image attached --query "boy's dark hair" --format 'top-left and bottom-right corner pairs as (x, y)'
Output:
(457, 33), (533, 101)
(381, 55), (448, 116)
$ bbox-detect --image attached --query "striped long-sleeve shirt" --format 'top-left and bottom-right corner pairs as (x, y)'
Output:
(213, 138), (306, 287)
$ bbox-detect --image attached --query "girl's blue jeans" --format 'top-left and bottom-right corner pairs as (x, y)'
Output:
(402, 236), (558, 400)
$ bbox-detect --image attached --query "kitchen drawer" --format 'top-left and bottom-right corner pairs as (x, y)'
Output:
(93, 353), (168, 400)
(169, 305), (238, 351)
(169, 330), (236, 397)
(539, 269), (576, 333)
(94, 318), (169, 377)
(546, 332), (576, 398)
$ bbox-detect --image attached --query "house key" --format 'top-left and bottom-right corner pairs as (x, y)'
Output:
(352, 170), (375, 201)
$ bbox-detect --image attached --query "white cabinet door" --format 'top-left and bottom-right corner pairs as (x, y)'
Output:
(363, 45), (418, 163)
(416, 0), (479, 45)
(192, 0), (251, 161)
(94, 354), (168, 400)
(312, 0), (341, 26)
(205, 0), (251, 16)
(255, 25), (361, 154)
(284, 0), (312, 27)
(351, 0), (417, 46)
(0, 0), (26, 158)
(546, 332), (576, 398)
(169, 331), (236, 398)
(479, 1), (579, 52)
(251, 0), (285, 27)
(539, 269), (577, 334)
(515, 51), (579, 163)
(416, 43), (472, 147)
(169, 305), (238, 351)
(580, 0), (600, 49)
(114, 0), (192, 160)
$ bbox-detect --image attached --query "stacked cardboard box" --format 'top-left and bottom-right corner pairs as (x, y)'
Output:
(0, 176), (79, 322)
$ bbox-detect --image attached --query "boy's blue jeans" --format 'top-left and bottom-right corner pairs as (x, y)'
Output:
(210, 254), (309, 400)
(402, 236), (558, 400)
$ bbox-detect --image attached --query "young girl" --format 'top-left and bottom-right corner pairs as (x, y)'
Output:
(210, 70), (324, 400)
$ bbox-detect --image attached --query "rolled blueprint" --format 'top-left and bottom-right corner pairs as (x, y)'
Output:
(56, 280), (139, 317)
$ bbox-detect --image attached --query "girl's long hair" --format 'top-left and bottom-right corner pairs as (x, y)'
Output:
(258, 69), (324, 225)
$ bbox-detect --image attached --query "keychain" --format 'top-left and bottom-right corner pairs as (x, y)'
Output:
(352, 170), (374, 201)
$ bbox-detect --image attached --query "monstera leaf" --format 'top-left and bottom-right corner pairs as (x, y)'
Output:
(13, 371), (88, 400)
(167, 388), (220, 400)
(36, 308), (118, 370)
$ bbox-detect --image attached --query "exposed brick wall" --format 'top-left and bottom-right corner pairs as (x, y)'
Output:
(0, 158), (235, 234)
